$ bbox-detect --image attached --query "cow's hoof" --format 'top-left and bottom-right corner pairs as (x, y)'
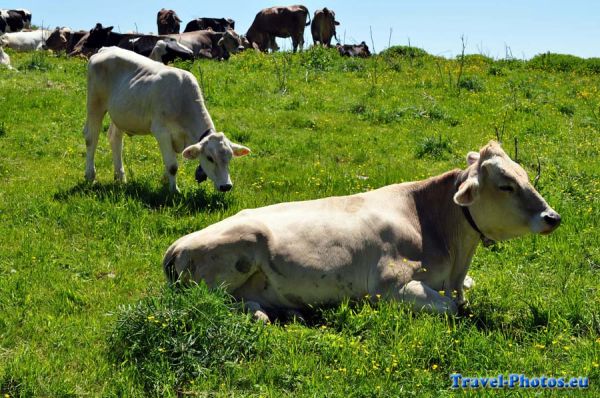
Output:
(195, 165), (207, 183)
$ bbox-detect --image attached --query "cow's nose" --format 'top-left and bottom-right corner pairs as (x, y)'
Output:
(543, 211), (561, 228)
(219, 183), (233, 192)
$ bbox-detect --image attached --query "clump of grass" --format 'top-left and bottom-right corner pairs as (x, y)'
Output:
(20, 52), (53, 72)
(300, 45), (337, 71)
(415, 135), (453, 159)
(0, 122), (6, 137)
(458, 75), (485, 92)
(528, 52), (600, 74)
(380, 45), (429, 59)
(557, 103), (576, 116)
(108, 283), (266, 395)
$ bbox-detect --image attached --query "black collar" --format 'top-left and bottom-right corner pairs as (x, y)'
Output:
(198, 128), (214, 143)
(461, 206), (495, 247)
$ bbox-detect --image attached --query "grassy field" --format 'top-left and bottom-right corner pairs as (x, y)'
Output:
(0, 47), (599, 397)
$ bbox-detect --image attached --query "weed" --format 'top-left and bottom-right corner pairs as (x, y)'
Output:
(108, 283), (266, 394)
(458, 75), (485, 92)
(415, 135), (453, 159)
(20, 51), (52, 71)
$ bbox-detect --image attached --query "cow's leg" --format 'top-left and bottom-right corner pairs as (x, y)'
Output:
(83, 109), (106, 182)
(108, 122), (126, 183)
(396, 280), (458, 315)
(152, 126), (180, 193)
(245, 301), (270, 323)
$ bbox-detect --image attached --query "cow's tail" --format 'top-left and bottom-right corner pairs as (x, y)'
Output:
(163, 245), (180, 284)
(301, 6), (311, 26)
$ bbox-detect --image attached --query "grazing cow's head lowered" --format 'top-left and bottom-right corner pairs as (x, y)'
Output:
(454, 141), (561, 241)
(182, 131), (250, 192)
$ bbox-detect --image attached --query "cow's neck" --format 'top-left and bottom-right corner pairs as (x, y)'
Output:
(411, 169), (481, 290)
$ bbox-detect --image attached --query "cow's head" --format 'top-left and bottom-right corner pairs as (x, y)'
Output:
(85, 23), (113, 49)
(358, 41), (371, 57)
(182, 132), (250, 192)
(218, 29), (245, 54)
(45, 27), (70, 51)
(454, 141), (561, 241)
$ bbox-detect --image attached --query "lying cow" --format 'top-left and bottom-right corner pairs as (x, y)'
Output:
(184, 17), (235, 33)
(45, 27), (73, 52)
(84, 46), (250, 192)
(157, 8), (181, 35)
(163, 141), (561, 321)
(337, 41), (371, 58)
(149, 39), (194, 64)
(173, 29), (245, 60)
(246, 5), (311, 52)
(0, 29), (50, 51)
(311, 8), (339, 47)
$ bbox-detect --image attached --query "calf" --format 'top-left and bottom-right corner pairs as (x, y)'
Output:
(337, 41), (371, 58)
(163, 142), (561, 321)
(311, 8), (339, 47)
(246, 5), (311, 52)
(83, 47), (250, 192)
(184, 18), (235, 33)
(157, 8), (181, 35)
(0, 30), (49, 51)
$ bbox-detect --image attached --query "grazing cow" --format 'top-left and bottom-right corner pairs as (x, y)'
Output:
(246, 5), (311, 52)
(157, 8), (181, 35)
(184, 17), (235, 33)
(1, 9), (31, 33)
(149, 39), (194, 64)
(0, 30), (50, 51)
(311, 8), (339, 47)
(0, 46), (13, 69)
(337, 41), (371, 58)
(83, 47), (250, 192)
(163, 141), (561, 321)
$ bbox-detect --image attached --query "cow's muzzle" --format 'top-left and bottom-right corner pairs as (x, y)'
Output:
(540, 210), (561, 234)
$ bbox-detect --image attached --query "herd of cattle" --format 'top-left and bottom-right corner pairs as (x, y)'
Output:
(0, 5), (371, 69)
(1, 6), (562, 322)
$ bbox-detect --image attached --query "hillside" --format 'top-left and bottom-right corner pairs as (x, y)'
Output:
(0, 48), (598, 396)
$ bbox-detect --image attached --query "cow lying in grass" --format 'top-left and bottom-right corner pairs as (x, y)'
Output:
(83, 46), (250, 193)
(163, 142), (561, 321)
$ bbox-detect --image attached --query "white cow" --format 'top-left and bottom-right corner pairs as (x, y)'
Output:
(163, 141), (561, 321)
(0, 46), (13, 69)
(84, 46), (250, 192)
(0, 29), (49, 51)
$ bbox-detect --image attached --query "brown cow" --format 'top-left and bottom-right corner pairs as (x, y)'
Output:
(163, 141), (561, 321)
(157, 8), (181, 35)
(311, 8), (339, 47)
(246, 5), (311, 53)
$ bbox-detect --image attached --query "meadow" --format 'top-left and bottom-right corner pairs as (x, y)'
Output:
(0, 46), (599, 397)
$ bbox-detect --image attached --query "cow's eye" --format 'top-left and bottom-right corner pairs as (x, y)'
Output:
(206, 156), (214, 163)
(499, 185), (514, 193)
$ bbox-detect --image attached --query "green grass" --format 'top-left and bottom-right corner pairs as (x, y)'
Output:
(0, 47), (599, 396)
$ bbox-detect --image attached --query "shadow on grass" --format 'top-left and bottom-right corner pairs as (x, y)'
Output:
(54, 180), (233, 215)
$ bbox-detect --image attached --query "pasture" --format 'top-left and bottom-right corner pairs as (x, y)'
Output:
(0, 48), (599, 396)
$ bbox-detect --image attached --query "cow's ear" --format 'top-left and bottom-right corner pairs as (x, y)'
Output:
(466, 151), (480, 166)
(182, 143), (203, 160)
(334, 21), (340, 26)
(454, 177), (479, 206)
(106, 26), (114, 32)
(230, 142), (251, 157)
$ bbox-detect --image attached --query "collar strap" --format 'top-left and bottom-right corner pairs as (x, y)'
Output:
(461, 206), (495, 247)
(198, 128), (214, 143)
